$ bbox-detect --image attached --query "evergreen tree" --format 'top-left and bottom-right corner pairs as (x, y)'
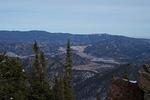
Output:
(96, 89), (101, 100)
(122, 70), (129, 80)
(0, 54), (28, 100)
(52, 77), (64, 100)
(65, 40), (72, 80)
(63, 39), (74, 100)
(30, 41), (52, 100)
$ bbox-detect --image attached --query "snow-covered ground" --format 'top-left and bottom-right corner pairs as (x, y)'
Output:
(71, 45), (89, 52)
(6, 52), (20, 58)
(73, 62), (115, 73)
(58, 45), (119, 73)
(60, 45), (120, 64)
(6, 52), (34, 59)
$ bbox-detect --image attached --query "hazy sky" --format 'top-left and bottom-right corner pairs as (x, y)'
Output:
(0, 0), (150, 38)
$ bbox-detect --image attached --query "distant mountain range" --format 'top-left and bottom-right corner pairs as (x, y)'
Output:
(0, 30), (149, 43)
(0, 30), (150, 100)
(0, 30), (150, 62)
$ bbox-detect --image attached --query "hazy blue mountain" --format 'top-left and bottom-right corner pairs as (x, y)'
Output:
(0, 30), (150, 62)
(0, 30), (150, 100)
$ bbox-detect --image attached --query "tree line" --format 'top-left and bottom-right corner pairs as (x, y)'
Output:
(0, 40), (74, 100)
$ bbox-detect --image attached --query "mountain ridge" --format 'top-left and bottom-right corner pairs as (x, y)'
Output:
(0, 30), (149, 100)
(0, 30), (149, 40)
(1, 30), (150, 63)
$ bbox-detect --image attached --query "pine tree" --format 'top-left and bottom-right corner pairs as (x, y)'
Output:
(65, 39), (72, 80)
(63, 39), (74, 100)
(0, 54), (28, 100)
(122, 70), (129, 80)
(52, 77), (64, 100)
(96, 89), (101, 100)
(30, 41), (52, 100)
(122, 65), (129, 80)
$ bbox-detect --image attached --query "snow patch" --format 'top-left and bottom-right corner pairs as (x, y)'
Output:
(129, 80), (137, 84)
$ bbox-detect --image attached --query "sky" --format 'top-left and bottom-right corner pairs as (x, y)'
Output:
(0, 0), (150, 38)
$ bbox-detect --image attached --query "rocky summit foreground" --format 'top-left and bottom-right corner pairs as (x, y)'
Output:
(139, 64), (150, 100)
(107, 77), (144, 100)
(107, 64), (150, 100)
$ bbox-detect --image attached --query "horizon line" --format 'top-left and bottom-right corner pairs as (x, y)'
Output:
(0, 29), (149, 39)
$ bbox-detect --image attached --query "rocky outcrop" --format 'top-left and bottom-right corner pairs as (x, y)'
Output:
(107, 77), (144, 100)
(107, 64), (150, 100)
(139, 64), (150, 100)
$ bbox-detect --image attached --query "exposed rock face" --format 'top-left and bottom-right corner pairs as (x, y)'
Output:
(139, 64), (150, 100)
(107, 78), (144, 100)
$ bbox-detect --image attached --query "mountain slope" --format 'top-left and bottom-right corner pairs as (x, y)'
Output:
(0, 30), (150, 62)
(0, 30), (150, 100)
